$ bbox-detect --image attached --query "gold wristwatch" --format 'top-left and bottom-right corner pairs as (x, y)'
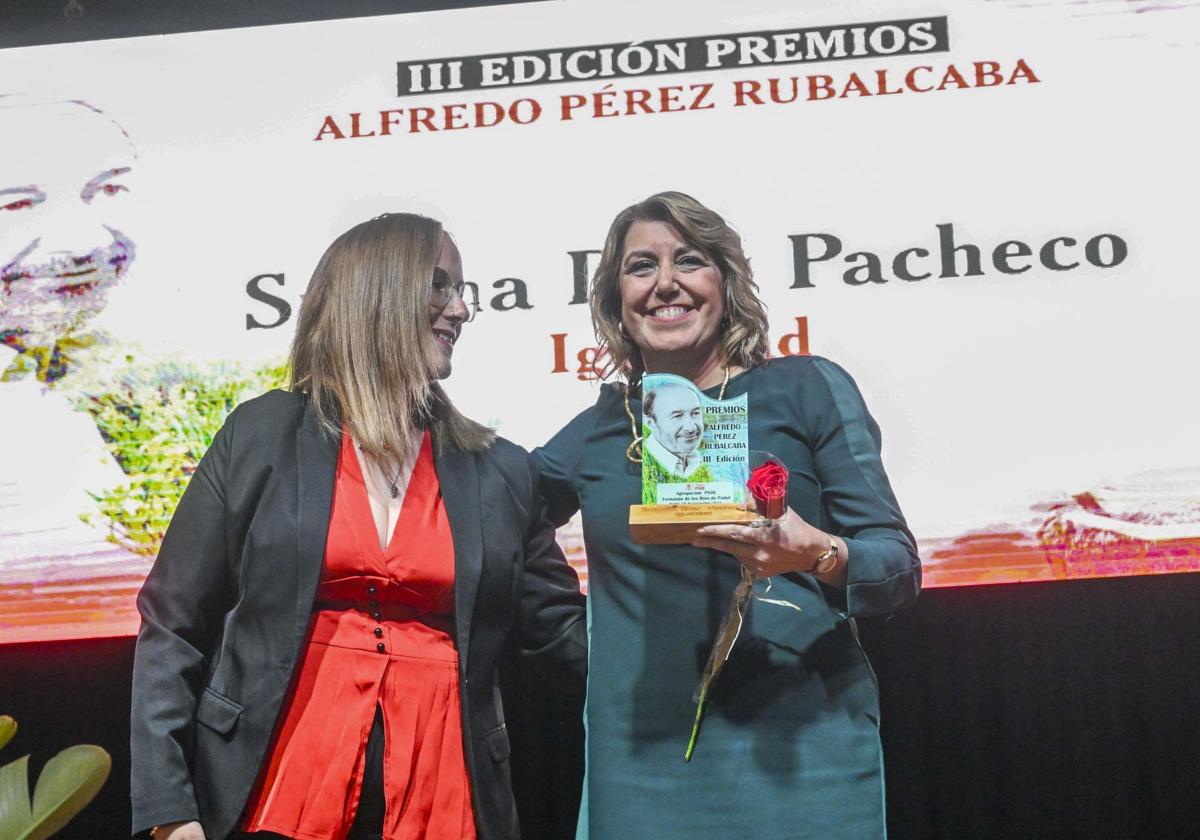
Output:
(809, 535), (839, 575)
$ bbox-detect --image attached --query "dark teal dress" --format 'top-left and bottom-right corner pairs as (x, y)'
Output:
(535, 356), (920, 839)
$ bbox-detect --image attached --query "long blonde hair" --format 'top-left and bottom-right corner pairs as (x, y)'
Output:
(288, 212), (494, 456)
(589, 191), (771, 386)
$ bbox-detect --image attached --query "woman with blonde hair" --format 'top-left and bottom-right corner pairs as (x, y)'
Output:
(536, 191), (919, 838)
(131, 212), (586, 840)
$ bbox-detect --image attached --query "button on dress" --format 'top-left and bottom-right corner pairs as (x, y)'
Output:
(241, 429), (476, 840)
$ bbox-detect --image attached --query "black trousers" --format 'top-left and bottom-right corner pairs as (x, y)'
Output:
(233, 705), (386, 840)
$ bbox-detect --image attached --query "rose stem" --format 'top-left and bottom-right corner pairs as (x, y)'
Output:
(685, 685), (709, 763)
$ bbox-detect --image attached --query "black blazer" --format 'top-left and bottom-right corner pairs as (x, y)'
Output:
(130, 390), (586, 840)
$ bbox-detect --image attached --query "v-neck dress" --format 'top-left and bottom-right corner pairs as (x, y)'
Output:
(240, 429), (476, 840)
(535, 356), (920, 840)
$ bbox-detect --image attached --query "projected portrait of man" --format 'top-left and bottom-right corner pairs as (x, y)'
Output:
(1, 96), (136, 376)
(643, 381), (712, 485)
(0, 96), (137, 572)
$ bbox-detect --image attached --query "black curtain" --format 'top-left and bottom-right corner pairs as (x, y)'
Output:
(860, 572), (1200, 839)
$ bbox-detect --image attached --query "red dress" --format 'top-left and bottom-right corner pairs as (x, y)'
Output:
(241, 430), (476, 840)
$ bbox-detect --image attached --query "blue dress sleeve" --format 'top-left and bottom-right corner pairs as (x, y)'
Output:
(532, 403), (594, 527)
(802, 357), (921, 617)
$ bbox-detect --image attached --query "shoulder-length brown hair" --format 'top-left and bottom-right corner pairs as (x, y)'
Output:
(589, 191), (771, 386)
(288, 212), (493, 456)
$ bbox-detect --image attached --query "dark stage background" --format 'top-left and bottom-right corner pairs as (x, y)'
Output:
(4, 572), (1200, 839)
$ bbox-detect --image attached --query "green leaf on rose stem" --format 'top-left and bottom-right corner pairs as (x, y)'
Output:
(0, 754), (34, 837)
(17, 745), (110, 840)
(0, 716), (16, 752)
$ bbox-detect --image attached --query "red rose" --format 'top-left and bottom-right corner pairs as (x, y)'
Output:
(747, 460), (788, 519)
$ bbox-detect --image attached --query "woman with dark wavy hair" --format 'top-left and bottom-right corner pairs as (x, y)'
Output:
(536, 191), (919, 838)
(131, 212), (586, 840)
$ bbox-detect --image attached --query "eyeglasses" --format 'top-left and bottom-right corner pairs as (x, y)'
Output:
(430, 270), (479, 322)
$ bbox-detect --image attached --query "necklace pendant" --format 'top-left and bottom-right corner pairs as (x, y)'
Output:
(389, 483), (399, 498)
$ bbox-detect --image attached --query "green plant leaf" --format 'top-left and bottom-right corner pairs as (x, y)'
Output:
(0, 754), (34, 838)
(17, 745), (110, 840)
(0, 716), (16, 752)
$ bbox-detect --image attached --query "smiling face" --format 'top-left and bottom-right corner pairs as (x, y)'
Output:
(619, 219), (725, 378)
(0, 100), (136, 350)
(646, 383), (704, 457)
(427, 232), (468, 380)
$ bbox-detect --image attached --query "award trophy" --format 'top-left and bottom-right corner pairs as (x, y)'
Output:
(628, 373), (761, 544)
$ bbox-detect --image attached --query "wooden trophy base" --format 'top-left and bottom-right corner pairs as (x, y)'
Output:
(629, 503), (762, 545)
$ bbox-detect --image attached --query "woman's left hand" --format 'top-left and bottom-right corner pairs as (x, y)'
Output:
(693, 507), (846, 582)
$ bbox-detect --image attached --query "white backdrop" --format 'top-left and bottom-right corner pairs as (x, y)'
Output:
(3, 0), (1199, 641)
